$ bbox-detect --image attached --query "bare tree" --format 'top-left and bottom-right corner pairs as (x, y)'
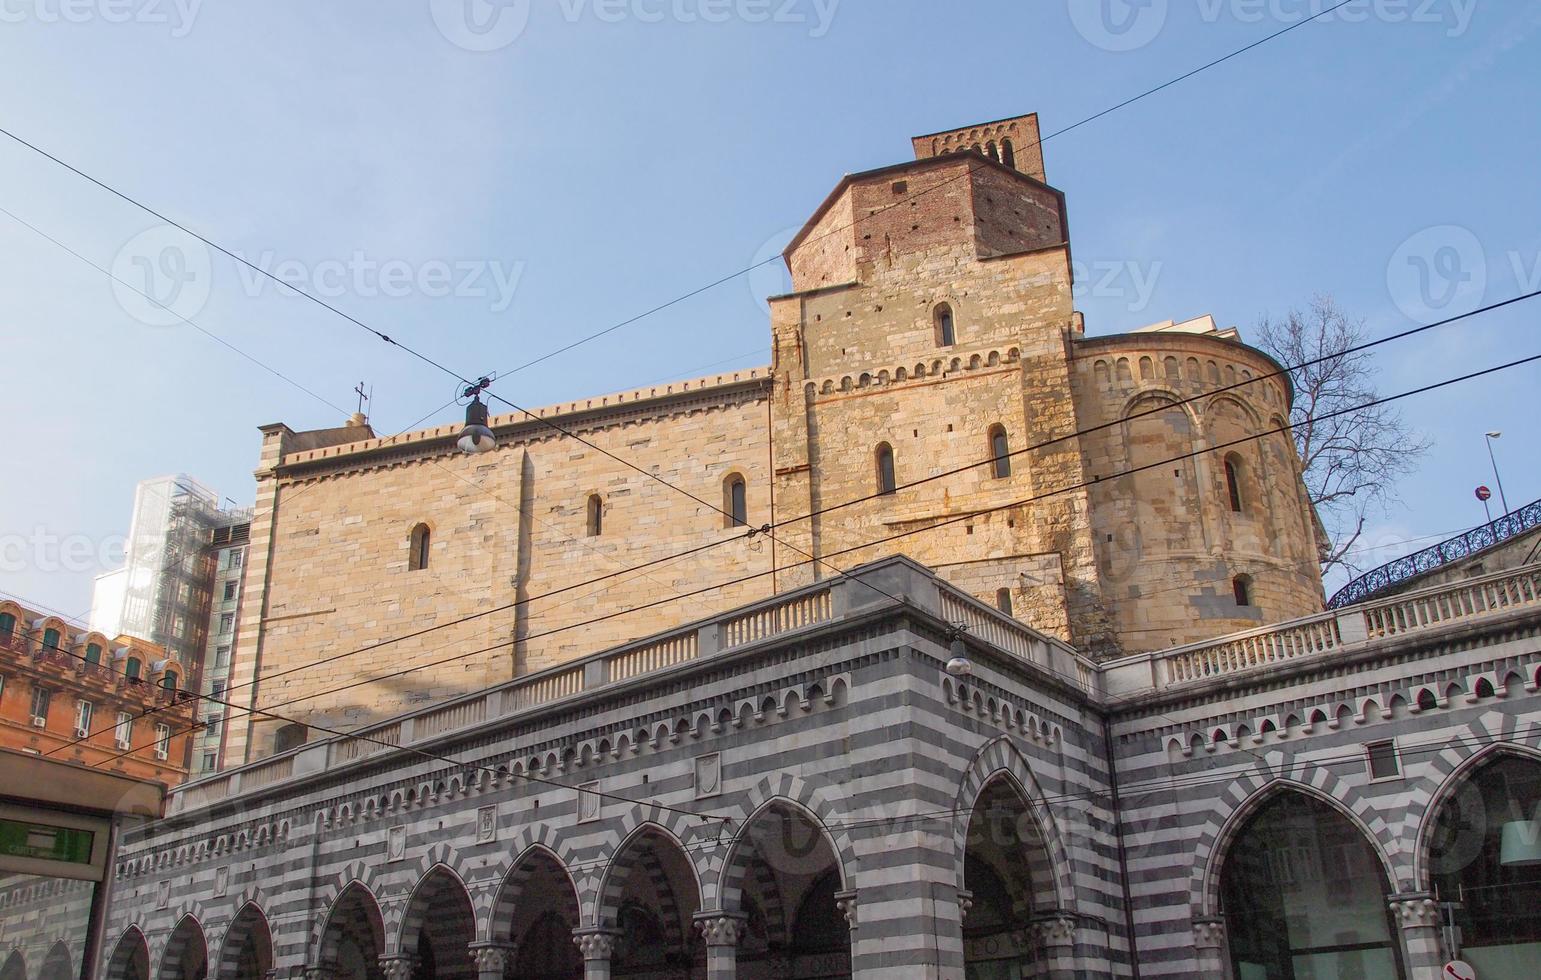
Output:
(1257, 295), (1429, 576)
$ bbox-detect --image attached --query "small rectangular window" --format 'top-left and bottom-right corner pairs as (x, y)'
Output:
(224, 581), (238, 601)
(1366, 740), (1400, 781)
(154, 724), (172, 760)
(216, 645), (231, 667)
(202, 752), (217, 771)
(220, 613), (234, 635)
(229, 550), (243, 569)
(75, 699), (93, 734)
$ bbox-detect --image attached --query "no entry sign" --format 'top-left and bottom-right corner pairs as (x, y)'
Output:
(1476, 486), (1492, 502)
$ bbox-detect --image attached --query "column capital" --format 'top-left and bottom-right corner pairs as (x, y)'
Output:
(1388, 892), (1440, 928)
(572, 928), (621, 962)
(468, 941), (519, 973)
(957, 889), (974, 918)
(377, 954), (417, 980)
(834, 889), (858, 930)
(1031, 911), (1076, 950)
(1191, 915), (1227, 950)
(693, 912), (748, 947)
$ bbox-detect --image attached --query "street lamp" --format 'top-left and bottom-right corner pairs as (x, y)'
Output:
(1485, 431), (1510, 516)
(457, 377), (496, 455)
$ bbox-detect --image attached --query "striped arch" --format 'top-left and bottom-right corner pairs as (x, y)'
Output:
(952, 736), (1077, 914)
(0, 948), (23, 980)
(593, 822), (702, 934)
(716, 795), (848, 926)
(583, 801), (700, 923)
(395, 862), (475, 954)
(313, 880), (385, 969)
(487, 843), (582, 944)
(1190, 763), (1402, 916)
(703, 772), (856, 908)
(307, 861), (382, 959)
(103, 926), (149, 980)
(214, 902), (273, 980)
(1409, 713), (1541, 891)
(155, 914), (207, 980)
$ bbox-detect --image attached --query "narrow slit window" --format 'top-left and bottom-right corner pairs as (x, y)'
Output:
(587, 495), (603, 537)
(996, 588), (1013, 615)
(726, 476), (748, 528)
(409, 523), (431, 571)
(1224, 455), (1244, 513)
(876, 444), (897, 495)
(934, 304), (956, 347)
(989, 425), (1011, 478)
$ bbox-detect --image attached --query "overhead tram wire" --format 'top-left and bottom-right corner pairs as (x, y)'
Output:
(492, 0), (1360, 377)
(18, 627), (727, 825)
(41, 287), (1541, 763)
(0, 204), (350, 418)
(90, 350), (1541, 771)
(2, 0), (1370, 697)
(4, 208), (706, 755)
(0, 0), (1359, 407)
(109, 288), (1541, 716)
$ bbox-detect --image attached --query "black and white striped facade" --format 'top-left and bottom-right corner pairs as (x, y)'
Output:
(73, 558), (1541, 979)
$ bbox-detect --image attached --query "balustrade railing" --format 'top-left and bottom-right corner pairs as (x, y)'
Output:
(1328, 498), (1541, 608)
(721, 589), (832, 649)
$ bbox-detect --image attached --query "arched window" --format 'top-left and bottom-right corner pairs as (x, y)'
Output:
(989, 425), (1011, 479)
(1224, 454), (1244, 512)
(42, 627), (60, 652)
(408, 523), (431, 571)
(724, 475), (748, 528)
(1139, 356), (1155, 380)
(161, 671), (178, 691)
(1164, 356), (1180, 381)
(273, 724), (306, 754)
(125, 657), (142, 680)
(1233, 575), (1252, 607)
(995, 589), (1013, 615)
(934, 304), (956, 347)
(875, 444), (897, 496)
(85, 643), (102, 665)
(0, 613), (14, 641)
(1001, 138), (1015, 168)
(1220, 792), (1401, 976)
(587, 495), (603, 537)
(986, 140), (999, 161)
(1429, 754), (1541, 967)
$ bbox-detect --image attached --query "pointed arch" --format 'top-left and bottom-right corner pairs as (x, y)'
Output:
(489, 843), (581, 944)
(215, 903), (272, 980)
(314, 881), (385, 979)
(1411, 726), (1541, 891)
(951, 736), (1076, 913)
(0, 950), (25, 980)
(396, 863), (476, 974)
(98, 928), (140, 978)
(595, 822), (703, 974)
(156, 915), (207, 980)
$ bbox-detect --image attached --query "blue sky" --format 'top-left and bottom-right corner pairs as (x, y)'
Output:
(1, 0), (1538, 621)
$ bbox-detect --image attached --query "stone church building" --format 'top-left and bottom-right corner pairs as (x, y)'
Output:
(15, 115), (1540, 979)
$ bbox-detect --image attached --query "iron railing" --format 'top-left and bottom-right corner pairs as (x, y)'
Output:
(1327, 497), (1541, 608)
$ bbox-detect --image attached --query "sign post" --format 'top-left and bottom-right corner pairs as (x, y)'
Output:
(1476, 486), (1493, 523)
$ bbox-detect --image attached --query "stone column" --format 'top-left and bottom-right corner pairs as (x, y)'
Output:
(1389, 893), (1447, 978)
(468, 941), (518, 980)
(694, 913), (746, 980)
(1192, 917), (1231, 980)
(572, 929), (620, 980)
(376, 954), (416, 980)
(1030, 913), (1076, 980)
